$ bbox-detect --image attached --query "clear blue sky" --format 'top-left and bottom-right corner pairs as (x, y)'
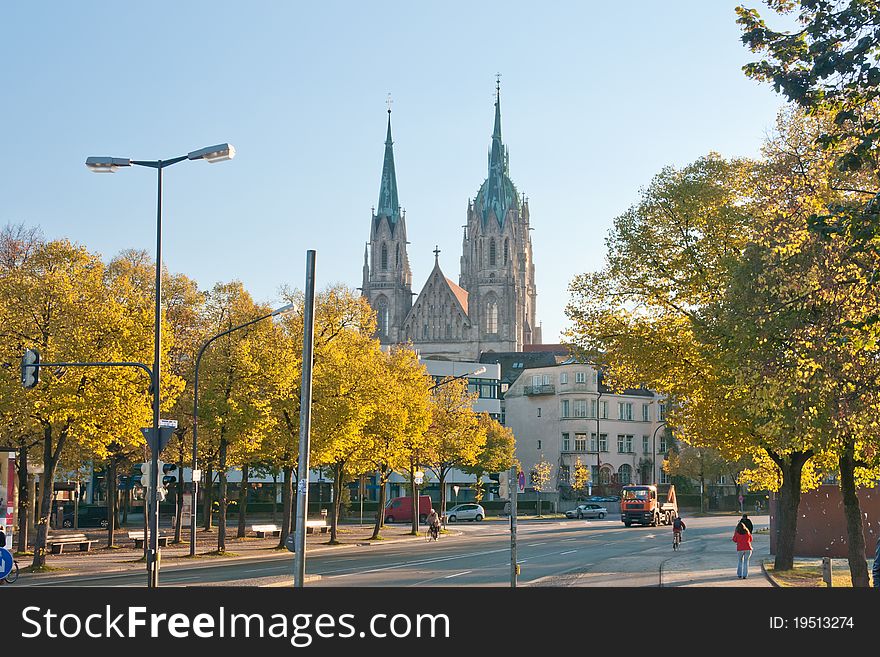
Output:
(1, 2), (788, 343)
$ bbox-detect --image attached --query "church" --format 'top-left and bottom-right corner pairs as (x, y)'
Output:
(361, 82), (540, 361)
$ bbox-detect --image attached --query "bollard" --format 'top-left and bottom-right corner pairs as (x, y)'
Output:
(821, 556), (832, 587)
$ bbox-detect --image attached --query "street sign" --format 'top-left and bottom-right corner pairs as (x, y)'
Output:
(0, 547), (13, 580)
(285, 533), (296, 553)
(414, 470), (424, 485)
(517, 471), (525, 493)
(159, 419), (178, 428)
(141, 426), (175, 452)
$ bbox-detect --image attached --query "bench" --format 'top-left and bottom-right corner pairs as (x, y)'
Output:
(305, 519), (329, 534)
(46, 533), (97, 554)
(128, 531), (169, 549)
(250, 524), (282, 538)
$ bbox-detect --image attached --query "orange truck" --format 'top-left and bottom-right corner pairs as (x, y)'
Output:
(619, 484), (678, 527)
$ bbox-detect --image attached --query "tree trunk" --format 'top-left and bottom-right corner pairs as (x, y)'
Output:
(329, 465), (343, 545)
(839, 438), (869, 587)
(237, 464), (249, 538)
(107, 457), (118, 547)
(16, 445), (29, 553)
(202, 464), (214, 531)
(279, 465), (293, 548)
(32, 423), (66, 569)
(218, 435), (227, 553)
(371, 468), (388, 540)
(271, 471), (278, 525)
(770, 449), (811, 571)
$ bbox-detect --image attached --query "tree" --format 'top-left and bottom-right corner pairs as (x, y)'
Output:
(531, 458), (552, 517)
(423, 376), (485, 522)
(461, 413), (516, 503)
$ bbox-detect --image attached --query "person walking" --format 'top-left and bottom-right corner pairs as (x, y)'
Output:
(740, 513), (753, 533)
(733, 520), (753, 579)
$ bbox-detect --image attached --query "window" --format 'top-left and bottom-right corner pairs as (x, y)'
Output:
(537, 440), (542, 450)
(591, 465), (599, 484)
(600, 401), (608, 419)
(592, 370), (598, 385)
(504, 238), (509, 265)
(561, 400), (570, 418)
(559, 465), (570, 485)
(489, 239), (497, 266)
(618, 402), (633, 421)
(574, 399), (587, 417)
(422, 324), (428, 339)
(537, 407), (541, 418)
(486, 298), (498, 333)
(617, 434), (634, 453)
(532, 374), (542, 386)
(642, 435), (649, 453)
(575, 371), (586, 383)
(574, 433), (587, 451)
(659, 435), (668, 453)
(659, 403), (666, 421)
(560, 372), (568, 384)
(618, 464), (632, 485)
(589, 399), (597, 418)
(591, 433), (608, 452)
(659, 464), (669, 484)
(396, 243), (400, 268)
(381, 243), (388, 270)
(562, 432), (570, 452)
(542, 374), (550, 385)
(642, 403), (650, 422)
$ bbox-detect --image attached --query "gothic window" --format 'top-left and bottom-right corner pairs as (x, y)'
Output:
(396, 244), (400, 269)
(486, 296), (498, 334)
(504, 238), (509, 264)
(446, 324), (451, 340)
(381, 243), (388, 271)
(489, 239), (496, 266)
(376, 296), (389, 336)
(422, 324), (428, 339)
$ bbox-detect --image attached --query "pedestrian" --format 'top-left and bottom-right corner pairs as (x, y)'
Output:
(740, 513), (753, 533)
(873, 532), (880, 589)
(733, 520), (753, 579)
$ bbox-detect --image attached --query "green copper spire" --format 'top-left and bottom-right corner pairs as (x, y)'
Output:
(375, 106), (400, 231)
(479, 77), (517, 227)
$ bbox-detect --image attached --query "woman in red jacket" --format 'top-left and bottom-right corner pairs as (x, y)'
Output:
(733, 520), (753, 579)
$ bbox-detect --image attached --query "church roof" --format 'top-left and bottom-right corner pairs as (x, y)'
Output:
(445, 277), (469, 316)
(375, 109), (400, 233)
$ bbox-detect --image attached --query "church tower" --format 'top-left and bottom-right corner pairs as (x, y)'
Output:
(362, 102), (413, 344)
(459, 80), (538, 353)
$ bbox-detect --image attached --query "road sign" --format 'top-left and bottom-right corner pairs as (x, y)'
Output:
(141, 426), (175, 452)
(414, 470), (424, 485)
(0, 547), (13, 580)
(285, 533), (296, 553)
(159, 419), (178, 428)
(517, 471), (525, 493)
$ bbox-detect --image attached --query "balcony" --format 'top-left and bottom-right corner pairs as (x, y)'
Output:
(524, 384), (556, 396)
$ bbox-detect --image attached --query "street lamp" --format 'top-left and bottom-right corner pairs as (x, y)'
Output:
(86, 143), (235, 588)
(652, 420), (667, 486)
(191, 302), (295, 557)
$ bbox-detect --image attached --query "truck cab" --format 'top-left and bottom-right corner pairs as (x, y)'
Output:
(620, 484), (677, 527)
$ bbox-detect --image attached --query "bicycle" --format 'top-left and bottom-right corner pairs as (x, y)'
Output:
(672, 530), (682, 550)
(425, 525), (440, 542)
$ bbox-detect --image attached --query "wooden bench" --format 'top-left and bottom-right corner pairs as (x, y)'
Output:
(305, 519), (329, 534)
(250, 524), (282, 538)
(128, 531), (169, 549)
(47, 533), (97, 554)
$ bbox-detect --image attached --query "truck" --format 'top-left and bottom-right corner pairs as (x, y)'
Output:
(619, 484), (678, 527)
(383, 495), (432, 524)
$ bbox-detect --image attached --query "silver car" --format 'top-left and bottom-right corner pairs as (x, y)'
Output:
(446, 503), (485, 522)
(565, 503), (607, 519)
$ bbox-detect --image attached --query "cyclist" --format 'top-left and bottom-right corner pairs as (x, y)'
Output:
(426, 508), (441, 541)
(672, 514), (686, 546)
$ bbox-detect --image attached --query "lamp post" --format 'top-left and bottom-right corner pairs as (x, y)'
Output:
(652, 420), (667, 486)
(191, 302), (295, 557)
(595, 389), (603, 494)
(86, 143), (235, 588)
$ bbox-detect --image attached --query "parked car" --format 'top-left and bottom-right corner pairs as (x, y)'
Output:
(384, 495), (432, 524)
(62, 506), (109, 528)
(445, 503), (485, 522)
(565, 503), (607, 519)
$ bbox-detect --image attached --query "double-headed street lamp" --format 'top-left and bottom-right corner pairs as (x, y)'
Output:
(190, 302), (296, 557)
(86, 143), (235, 588)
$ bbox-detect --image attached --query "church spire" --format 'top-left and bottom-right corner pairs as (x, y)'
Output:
(482, 74), (513, 226)
(376, 96), (400, 230)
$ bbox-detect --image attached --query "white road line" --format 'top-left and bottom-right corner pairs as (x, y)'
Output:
(445, 570), (472, 579)
(559, 550), (577, 555)
(529, 542), (547, 546)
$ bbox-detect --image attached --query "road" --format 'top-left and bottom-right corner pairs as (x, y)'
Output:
(20, 514), (770, 587)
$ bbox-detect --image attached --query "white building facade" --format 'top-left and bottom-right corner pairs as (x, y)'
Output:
(503, 362), (670, 495)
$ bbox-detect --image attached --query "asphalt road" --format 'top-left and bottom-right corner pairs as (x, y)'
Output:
(19, 514), (771, 587)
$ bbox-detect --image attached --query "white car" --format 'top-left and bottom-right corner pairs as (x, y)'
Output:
(565, 503), (607, 519)
(445, 503), (485, 522)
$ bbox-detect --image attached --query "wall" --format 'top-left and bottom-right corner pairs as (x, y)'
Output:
(769, 484), (880, 558)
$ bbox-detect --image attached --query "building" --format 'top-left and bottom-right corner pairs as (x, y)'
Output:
(503, 360), (669, 496)
(361, 80), (539, 361)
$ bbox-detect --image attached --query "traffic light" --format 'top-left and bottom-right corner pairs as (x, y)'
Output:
(21, 348), (40, 388)
(139, 462), (151, 488)
(487, 472), (500, 495)
(162, 463), (177, 487)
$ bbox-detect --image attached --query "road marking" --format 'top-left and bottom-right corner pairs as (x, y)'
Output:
(445, 570), (472, 579)
(242, 568), (268, 574)
(529, 542), (547, 546)
(560, 550), (577, 555)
